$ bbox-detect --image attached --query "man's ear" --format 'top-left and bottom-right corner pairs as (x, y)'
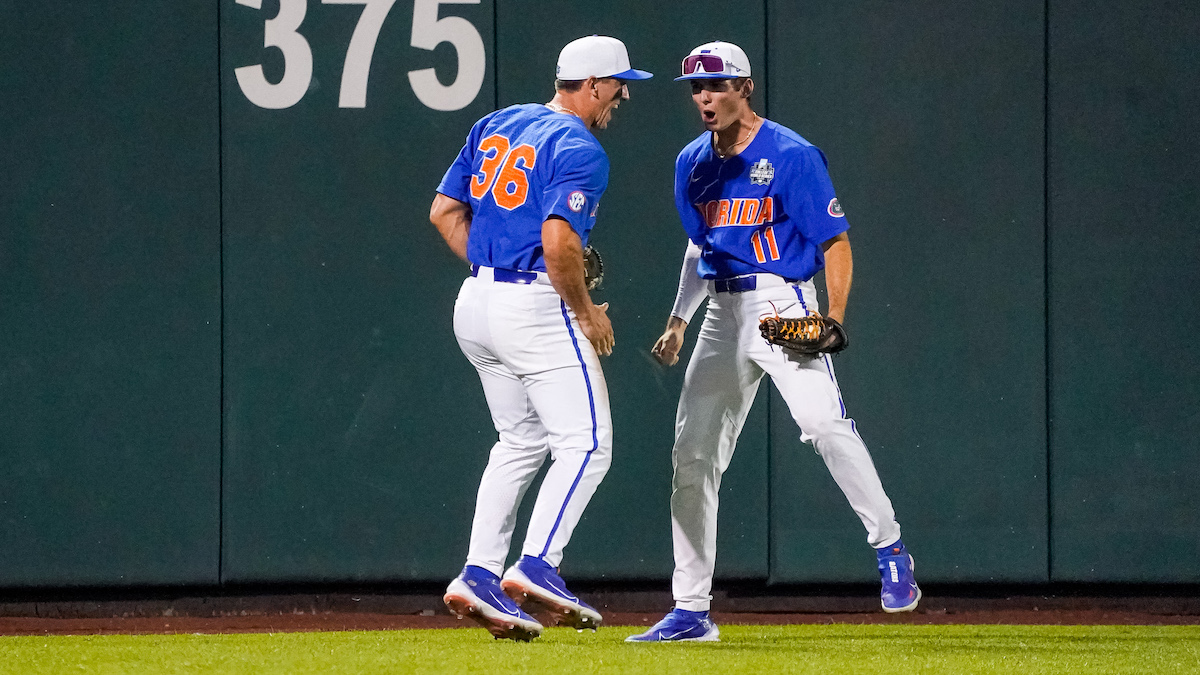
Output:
(586, 76), (601, 98)
(742, 78), (755, 99)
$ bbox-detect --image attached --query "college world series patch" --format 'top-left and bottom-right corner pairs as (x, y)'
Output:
(828, 198), (845, 217)
(749, 159), (774, 186)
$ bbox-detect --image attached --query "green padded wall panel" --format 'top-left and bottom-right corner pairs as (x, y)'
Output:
(766, 1), (1048, 583)
(0, 1), (221, 586)
(220, 0), (497, 582)
(1048, 0), (1200, 582)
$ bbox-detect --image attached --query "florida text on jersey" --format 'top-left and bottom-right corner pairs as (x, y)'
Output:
(674, 119), (848, 282)
(438, 104), (610, 272)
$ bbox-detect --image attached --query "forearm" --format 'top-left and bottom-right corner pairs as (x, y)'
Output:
(669, 241), (706, 326)
(822, 236), (853, 323)
(542, 219), (594, 319)
(429, 193), (472, 261)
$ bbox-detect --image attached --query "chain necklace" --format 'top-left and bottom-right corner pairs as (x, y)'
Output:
(714, 114), (760, 159)
(545, 102), (581, 118)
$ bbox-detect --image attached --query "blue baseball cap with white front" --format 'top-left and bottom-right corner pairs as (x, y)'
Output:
(557, 35), (653, 81)
(675, 41), (752, 80)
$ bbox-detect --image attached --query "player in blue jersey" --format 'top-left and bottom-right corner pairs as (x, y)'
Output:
(627, 42), (919, 643)
(429, 35), (651, 641)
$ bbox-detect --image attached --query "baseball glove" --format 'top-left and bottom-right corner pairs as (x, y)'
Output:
(759, 313), (848, 356)
(583, 245), (603, 290)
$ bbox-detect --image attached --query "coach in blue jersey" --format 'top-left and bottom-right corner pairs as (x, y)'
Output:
(628, 42), (919, 643)
(429, 36), (651, 642)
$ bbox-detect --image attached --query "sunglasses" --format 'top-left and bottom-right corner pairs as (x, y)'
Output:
(681, 54), (746, 77)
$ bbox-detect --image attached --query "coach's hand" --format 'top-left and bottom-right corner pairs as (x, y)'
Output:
(542, 218), (615, 356)
(651, 317), (687, 366)
(580, 302), (615, 356)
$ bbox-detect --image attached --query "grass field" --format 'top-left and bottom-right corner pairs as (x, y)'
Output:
(2, 624), (1198, 674)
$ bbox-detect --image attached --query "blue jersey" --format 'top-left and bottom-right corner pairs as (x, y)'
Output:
(674, 119), (849, 281)
(438, 104), (610, 272)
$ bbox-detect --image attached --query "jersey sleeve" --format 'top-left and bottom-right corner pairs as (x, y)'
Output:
(542, 138), (609, 237)
(784, 145), (849, 245)
(674, 149), (707, 246)
(436, 113), (494, 203)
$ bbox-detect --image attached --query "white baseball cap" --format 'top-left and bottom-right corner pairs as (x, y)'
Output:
(556, 35), (653, 81)
(675, 41), (752, 80)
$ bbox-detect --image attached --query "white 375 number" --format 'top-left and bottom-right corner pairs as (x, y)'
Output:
(234, 0), (485, 111)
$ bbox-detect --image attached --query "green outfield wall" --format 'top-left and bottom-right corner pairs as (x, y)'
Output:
(1, 1), (221, 586)
(765, 1), (1049, 584)
(1047, 0), (1200, 581)
(1, 0), (1196, 589)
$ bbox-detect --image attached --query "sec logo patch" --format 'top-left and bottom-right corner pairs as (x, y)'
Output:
(828, 198), (845, 218)
(568, 191), (586, 213)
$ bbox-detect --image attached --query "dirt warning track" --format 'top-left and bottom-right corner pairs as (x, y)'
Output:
(2, 589), (1198, 636)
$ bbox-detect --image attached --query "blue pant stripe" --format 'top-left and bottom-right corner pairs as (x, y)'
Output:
(795, 287), (860, 435)
(793, 286), (847, 416)
(822, 354), (848, 418)
(850, 418), (866, 444)
(539, 301), (599, 558)
(792, 285), (808, 312)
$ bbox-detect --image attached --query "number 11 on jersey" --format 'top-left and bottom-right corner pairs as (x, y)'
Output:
(751, 226), (780, 263)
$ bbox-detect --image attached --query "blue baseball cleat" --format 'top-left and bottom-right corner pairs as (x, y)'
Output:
(625, 608), (720, 642)
(878, 539), (921, 613)
(501, 556), (603, 630)
(444, 565), (544, 641)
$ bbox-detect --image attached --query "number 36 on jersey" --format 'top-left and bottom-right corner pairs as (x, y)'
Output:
(470, 134), (537, 211)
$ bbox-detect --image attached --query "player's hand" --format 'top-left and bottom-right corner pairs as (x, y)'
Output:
(580, 302), (615, 356)
(651, 319), (687, 366)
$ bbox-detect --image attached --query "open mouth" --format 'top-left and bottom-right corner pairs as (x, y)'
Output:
(702, 110), (717, 123)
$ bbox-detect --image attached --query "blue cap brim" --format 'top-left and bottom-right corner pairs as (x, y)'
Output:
(674, 72), (740, 81)
(612, 68), (653, 81)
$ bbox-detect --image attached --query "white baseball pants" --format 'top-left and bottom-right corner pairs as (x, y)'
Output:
(671, 276), (902, 611)
(453, 268), (613, 576)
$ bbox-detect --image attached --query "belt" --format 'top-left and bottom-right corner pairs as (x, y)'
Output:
(714, 276), (757, 293)
(471, 265), (541, 284)
(713, 273), (797, 294)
